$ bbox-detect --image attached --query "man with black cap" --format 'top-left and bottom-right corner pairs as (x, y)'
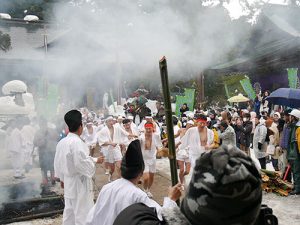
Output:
(86, 140), (182, 225)
(114, 145), (262, 225)
(54, 110), (104, 225)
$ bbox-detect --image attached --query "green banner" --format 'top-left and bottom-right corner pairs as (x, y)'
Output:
(36, 82), (59, 119)
(287, 68), (298, 89)
(224, 83), (230, 99)
(240, 78), (256, 100)
(175, 88), (195, 116)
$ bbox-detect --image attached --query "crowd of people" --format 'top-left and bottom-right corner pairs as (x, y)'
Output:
(53, 108), (267, 225)
(5, 93), (297, 224)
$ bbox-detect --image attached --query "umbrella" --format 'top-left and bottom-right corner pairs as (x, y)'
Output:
(266, 88), (300, 108)
(228, 94), (249, 103)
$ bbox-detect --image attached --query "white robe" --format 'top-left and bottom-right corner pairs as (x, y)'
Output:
(86, 178), (177, 225)
(54, 132), (96, 225)
(21, 124), (36, 165)
(130, 122), (139, 135)
(139, 133), (162, 160)
(6, 127), (24, 177)
(180, 126), (214, 168)
(97, 125), (128, 163)
(81, 126), (98, 148)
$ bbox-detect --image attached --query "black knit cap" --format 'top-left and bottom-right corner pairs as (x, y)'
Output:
(181, 145), (262, 225)
(121, 140), (145, 180)
(64, 110), (82, 132)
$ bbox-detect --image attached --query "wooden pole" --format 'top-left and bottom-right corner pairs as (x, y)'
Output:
(159, 57), (179, 204)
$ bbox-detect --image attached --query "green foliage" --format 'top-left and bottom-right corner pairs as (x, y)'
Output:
(0, 30), (11, 52)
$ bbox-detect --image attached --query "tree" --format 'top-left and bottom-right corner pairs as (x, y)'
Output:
(0, 31), (11, 52)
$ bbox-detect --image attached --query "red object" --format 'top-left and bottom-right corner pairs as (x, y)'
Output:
(283, 165), (291, 181)
(144, 123), (154, 128)
(196, 119), (207, 123)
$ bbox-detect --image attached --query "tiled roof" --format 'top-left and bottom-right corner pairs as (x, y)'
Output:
(0, 18), (66, 60)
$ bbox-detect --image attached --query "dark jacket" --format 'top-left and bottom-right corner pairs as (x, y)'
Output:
(236, 121), (253, 147)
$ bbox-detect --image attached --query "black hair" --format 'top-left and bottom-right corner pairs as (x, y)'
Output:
(220, 121), (228, 128)
(172, 116), (178, 125)
(195, 114), (207, 121)
(64, 110), (82, 132)
(122, 119), (131, 124)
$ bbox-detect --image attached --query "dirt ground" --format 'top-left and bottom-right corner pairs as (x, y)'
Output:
(7, 162), (173, 225)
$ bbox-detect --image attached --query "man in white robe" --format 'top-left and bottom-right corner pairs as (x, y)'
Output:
(121, 118), (139, 148)
(127, 115), (139, 135)
(180, 114), (214, 169)
(6, 118), (25, 178)
(54, 110), (104, 225)
(81, 120), (98, 156)
(86, 140), (182, 225)
(97, 116), (132, 182)
(138, 116), (161, 136)
(139, 122), (163, 198)
(20, 117), (36, 172)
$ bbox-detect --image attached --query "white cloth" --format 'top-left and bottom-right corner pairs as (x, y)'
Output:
(130, 122), (139, 136)
(97, 125), (128, 163)
(176, 130), (190, 162)
(6, 128), (24, 177)
(180, 127), (214, 168)
(21, 124), (36, 165)
(54, 133), (96, 225)
(121, 126), (140, 148)
(253, 123), (268, 159)
(81, 125), (98, 148)
(86, 178), (177, 225)
(139, 133), (162, 173)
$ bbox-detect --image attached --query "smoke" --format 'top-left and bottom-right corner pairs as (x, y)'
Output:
(0, 1), (253, 190)
(46, 0), (251, 83)
(0, 0), (256, 105)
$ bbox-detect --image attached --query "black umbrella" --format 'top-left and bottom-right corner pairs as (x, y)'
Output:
(266, 88), (300, 108)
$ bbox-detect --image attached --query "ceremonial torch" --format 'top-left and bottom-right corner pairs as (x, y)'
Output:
(159, 57), (179, 189)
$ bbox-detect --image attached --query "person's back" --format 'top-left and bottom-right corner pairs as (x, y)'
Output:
(86, 139), (180, 225)
(54, 110), (102, 225)
(55, 133), (95, 198)
(87, 178), (155, 225)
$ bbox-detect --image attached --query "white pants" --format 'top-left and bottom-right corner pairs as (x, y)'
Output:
(177, 148), (190, 163)
(63, 196), (94, 225)
(144, 158), (156, 173)
(104, 147), (122, 163)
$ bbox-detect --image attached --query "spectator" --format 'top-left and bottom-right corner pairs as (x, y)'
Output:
(219, 120), (236, 146)
(253, 115), (268, 169)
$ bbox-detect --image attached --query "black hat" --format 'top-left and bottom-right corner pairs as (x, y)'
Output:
(121, 140), (145, 180)
(64, 110), (82, 132)
(284, 109), (292, 116)
(181, 145), (262, 225)
(244, 113), (251, 118)
(113, 203), (161, 225)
